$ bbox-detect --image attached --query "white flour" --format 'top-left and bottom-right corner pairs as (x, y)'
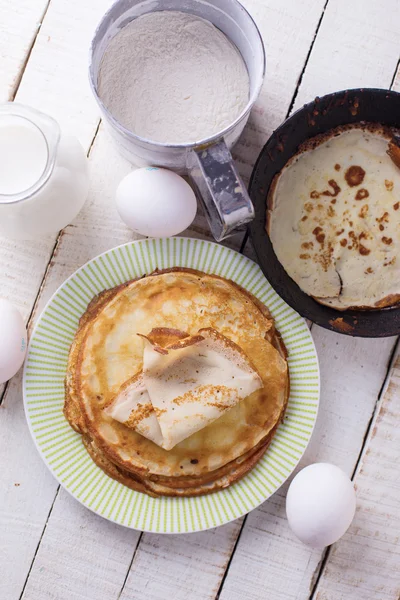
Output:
(98, 11), (249, 144)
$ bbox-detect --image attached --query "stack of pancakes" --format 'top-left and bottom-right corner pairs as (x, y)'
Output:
(64, 269), (289, 497)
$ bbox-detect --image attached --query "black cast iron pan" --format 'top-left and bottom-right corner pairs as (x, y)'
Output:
(249, 88), (400, 337)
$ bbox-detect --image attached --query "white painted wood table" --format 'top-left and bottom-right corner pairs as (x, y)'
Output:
(1, 0), (400, 598)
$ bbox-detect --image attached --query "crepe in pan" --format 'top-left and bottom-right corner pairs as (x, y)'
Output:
(268, 125), (400, 310)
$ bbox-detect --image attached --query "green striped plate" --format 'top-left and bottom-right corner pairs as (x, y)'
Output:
(23, 238), (319, 533)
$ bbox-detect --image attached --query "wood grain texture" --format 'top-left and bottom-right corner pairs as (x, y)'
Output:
(15, 0), (107, 150)
(120, 521), (243, 600)
(392, 60), (400, 90)
(0, 376), (59, 598)
(313, 352), (400, 600)
(20, 489), (141, 600)
(293, 0), (400, 109)
(0, 0), (50, 101)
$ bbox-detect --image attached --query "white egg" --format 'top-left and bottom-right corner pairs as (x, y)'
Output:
(286, 463), (356, 548)
(0, 299), (27, 383)
(116, 167), (197, 237)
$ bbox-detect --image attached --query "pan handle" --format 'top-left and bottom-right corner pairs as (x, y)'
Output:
(187, 140), (254, 242)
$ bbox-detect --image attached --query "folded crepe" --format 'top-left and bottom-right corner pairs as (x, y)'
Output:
(104, 327), (263, 450)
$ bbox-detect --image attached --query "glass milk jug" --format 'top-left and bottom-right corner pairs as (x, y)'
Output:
(0, 103), (89, 239)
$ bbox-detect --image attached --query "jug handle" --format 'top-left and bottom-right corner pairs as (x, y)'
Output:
(187, 140), (254, 242)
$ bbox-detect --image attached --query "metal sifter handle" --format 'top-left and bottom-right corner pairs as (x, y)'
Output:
(187, 140), (255, 242)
